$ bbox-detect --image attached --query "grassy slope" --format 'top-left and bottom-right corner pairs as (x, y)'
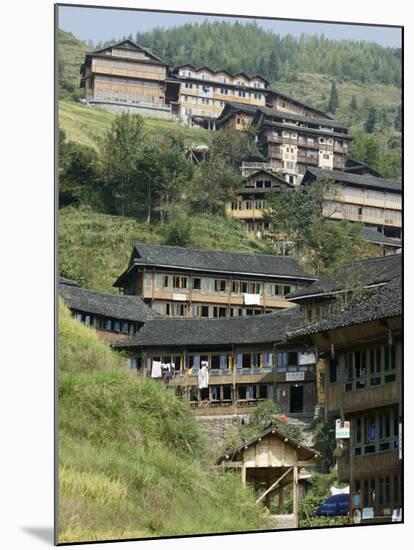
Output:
(59, 99), (212, 149)
(59, 301), (265, 542)
(59, 207), (274, 293)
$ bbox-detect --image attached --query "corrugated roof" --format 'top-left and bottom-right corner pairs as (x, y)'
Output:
(113, 306), (303, 348)
(59, 282), (157, 323)
(287, 254), (401, 301)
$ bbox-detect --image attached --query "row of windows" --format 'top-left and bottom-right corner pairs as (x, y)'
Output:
(74, 312), (138, 334)
(146, 352), (275, 371)
(143, 351), (315, 372)
(178, 69), (265, 88)
(329, 345), (397, 389)
(354, 474), (401, 512)
(328, 202), (402, 225)
(354, 408), (399, 456)
(147, 273), (297, 297)
(188, 383), (273, 402)
(341, 186), (402, 207)
(231, 200), (267, 210)
(152, 302), (265, 318)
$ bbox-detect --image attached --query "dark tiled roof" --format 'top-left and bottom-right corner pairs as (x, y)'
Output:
(89, 39), (167, 64)
(287, 276), (402, 339)
(59, 282), (157, 323)
(267, 89), (332, 119)
(216, 424), (319, 464)
(113, 307), (303, 348)
(345, 158), (382, 177)
(287, 254), (401, 301)
(303, 168), (402, 193)
(114, 243), (317, 286)
(361, 227), (402, 247)
(258, 120), (351, 141)
(257, 105), (347, 130)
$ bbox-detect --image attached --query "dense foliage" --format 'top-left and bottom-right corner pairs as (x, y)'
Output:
(59, 112), (259, 220)
(350, 131), (402, 180)
(59, 301), (266, 542)
(95, 21), (404, 87)
(263, 180), (377, 275)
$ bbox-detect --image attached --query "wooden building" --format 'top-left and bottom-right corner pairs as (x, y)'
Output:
(286, 256), (402, 522)
(301, 168), (402, 240)
(59, 277), (157, 343)
(113, 242), (316, 318)
(253, 108), (352, 185)
(215, 101), (260, 131)
(170, 65), (269, 128)
(79, 40), (172, 117)
(217, 426), (320, 527)
(266, 89), (332, 120)
(113, 307), (319, 417)
(226, 169), (294, 239)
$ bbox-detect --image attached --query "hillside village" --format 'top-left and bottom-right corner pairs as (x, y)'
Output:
(58, 27), (403, 540)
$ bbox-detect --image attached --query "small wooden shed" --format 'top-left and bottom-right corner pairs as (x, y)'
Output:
(217, 426), (320, 528)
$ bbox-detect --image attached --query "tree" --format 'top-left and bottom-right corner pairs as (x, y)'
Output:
(100, 113), (145, 217)
(162, 207), (192, 246)
(59, 130), (102, 209)
(365, 106), (377, 133)
(268, 51), (280, 80)
(263, 180), (376, 275)
(349, 95), (358, 112)
(394, 105), (402, 131)
(327, 82), (339, 113)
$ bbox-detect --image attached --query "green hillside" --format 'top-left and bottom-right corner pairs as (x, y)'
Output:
(59, 207), (275, 293)
(58, 27), (401, 146)
(59, 301), (265, 542)
(59, 99), (212, 150)
(58, 30), (89, 98)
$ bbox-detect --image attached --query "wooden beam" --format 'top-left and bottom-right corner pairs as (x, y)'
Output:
(255, 467), (293, 505)
(241, 463), (247, 486)
(293, 465), (299, 528)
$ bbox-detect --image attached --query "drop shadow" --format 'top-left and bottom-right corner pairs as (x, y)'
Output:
(21, 526), (54, 544)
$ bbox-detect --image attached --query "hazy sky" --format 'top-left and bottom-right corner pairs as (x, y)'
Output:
(58, 5), (402, 48)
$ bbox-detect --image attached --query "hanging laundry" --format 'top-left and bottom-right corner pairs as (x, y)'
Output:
(151, 360), (163, 379)
(198, 361), (209, 389)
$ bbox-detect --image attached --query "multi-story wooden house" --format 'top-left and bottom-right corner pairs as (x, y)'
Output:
(226, 169), (293, 239)
(113, 242), (316, 318)
(215, 102), (261, 131)
(59, 277), (157, 343)
(170, 65), (269, 128)
(286, 258), (402, 522)
(301, 168), (402, 240)
(266, 89), (332, 120)
(113, 307), (319, 417)
(253, 108), (352, 185)
(79, 40), (172, 117)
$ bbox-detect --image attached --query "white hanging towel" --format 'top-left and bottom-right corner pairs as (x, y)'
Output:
(198, 364), (209, 389)
(151, 360), (163, 379)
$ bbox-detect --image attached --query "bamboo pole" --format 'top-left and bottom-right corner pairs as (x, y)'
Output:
(255, 467), (293, 505)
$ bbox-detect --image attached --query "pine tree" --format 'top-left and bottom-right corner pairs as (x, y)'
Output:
(350, 95), (358, 112)
(365, 107), (377, 133)
(394, 105), (402, 132)
(268, 51), (279, 81)
(327, 82), (339, 113)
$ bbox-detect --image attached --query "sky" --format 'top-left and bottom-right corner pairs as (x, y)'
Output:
(58, 5), (402, 48)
